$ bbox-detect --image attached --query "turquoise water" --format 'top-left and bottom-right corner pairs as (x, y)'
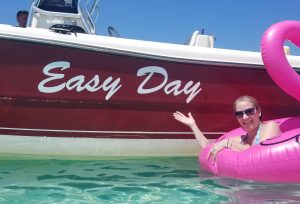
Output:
(0, 156), (299, 203)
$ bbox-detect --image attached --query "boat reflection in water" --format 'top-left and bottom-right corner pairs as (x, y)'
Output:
(0, 0), (299, 157)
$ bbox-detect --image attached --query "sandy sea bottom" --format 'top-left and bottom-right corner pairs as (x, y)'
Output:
(0, 156), (299, 203)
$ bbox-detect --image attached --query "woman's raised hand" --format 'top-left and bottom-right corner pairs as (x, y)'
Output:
(173, 111), (209, 148)
(173, 111), (196, 128)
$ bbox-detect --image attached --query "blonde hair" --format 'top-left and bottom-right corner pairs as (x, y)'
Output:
(233, 95), (259, 108)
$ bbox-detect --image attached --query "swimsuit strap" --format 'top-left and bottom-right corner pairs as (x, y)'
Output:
(252, 123), (262, 146)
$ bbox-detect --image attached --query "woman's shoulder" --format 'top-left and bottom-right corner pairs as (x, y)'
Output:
(261, 120), (281, 139)
(263, 121), (280, 129)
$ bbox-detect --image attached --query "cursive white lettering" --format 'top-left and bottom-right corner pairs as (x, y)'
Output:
(38, 61), (122, 100)
(38, 61), (69, 93)
(137, 66), (168, 94)
(38, 62), (201, 103)
(137, 66), (201, 103)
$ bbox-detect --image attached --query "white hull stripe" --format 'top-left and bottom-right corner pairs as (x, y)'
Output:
(0, 127), (225, 135)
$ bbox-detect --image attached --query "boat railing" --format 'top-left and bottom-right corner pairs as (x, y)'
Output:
(28, 0), (99, 35)
(78, 0), (98, 34)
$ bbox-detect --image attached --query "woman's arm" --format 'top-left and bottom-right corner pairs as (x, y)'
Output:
(173, 111), (209, 149)
(208, 122), (281, 162)
(228, 137), (251, 151)
(207, 136), (250, 163)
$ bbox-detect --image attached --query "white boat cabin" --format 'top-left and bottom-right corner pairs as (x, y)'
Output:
(28, 0), (99, 34)
(27, 0), (214, 48)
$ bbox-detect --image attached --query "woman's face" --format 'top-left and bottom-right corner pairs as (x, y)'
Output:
(234, 100), (261, 132)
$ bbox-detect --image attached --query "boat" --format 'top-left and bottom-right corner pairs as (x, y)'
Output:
(0, 0), (299, 157)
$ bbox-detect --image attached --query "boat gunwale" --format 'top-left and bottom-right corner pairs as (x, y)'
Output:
(2, 25), (300, 70)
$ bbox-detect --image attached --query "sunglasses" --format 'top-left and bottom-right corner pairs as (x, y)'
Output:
(234, 107), (257, 118)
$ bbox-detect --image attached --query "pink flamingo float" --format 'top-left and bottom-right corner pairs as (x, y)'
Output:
(199, 21), (300, 183)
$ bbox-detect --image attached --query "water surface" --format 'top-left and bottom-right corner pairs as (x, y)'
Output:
(0, 156), (299, 203)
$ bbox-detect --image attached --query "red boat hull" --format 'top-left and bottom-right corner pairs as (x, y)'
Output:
(0, 38), (299, 143)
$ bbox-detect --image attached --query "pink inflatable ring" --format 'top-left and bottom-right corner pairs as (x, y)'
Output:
(199, 117), (300, 183)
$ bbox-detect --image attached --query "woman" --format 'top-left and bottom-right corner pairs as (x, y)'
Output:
(173, 95), (281, 162)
